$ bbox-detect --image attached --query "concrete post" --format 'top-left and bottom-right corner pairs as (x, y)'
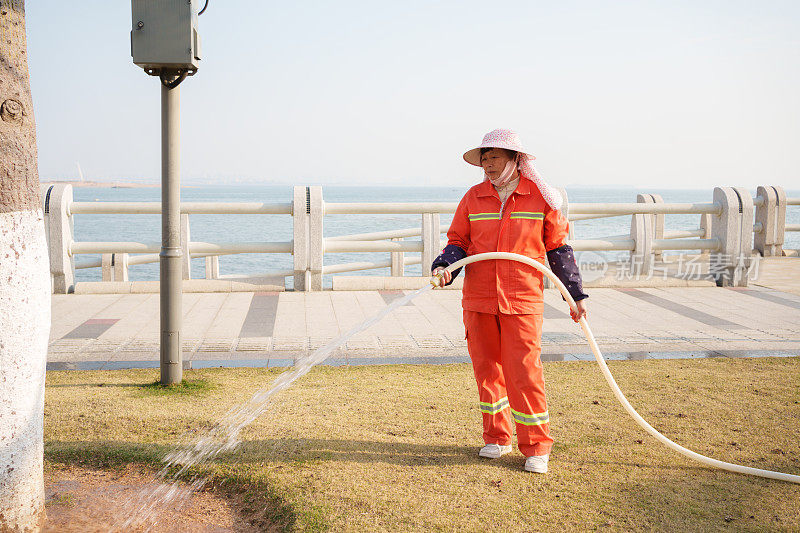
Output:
(102, 253), (129, 282)
(43, 183), (75, 293)
(629, 213), (653, 277)
(774, 186), (787, 255)
(391, 237), (405, 276)
(39, 184), (50, 248)
(733, 186), (755, 283)
(101, 254), (113, 281)
(421, 213), (440, 274)
(308, 186), (324, 291)
(292, 186), (309, 291)
(181, 213), (191, 279)
(700, 214), (712, 241)
(754, 185), (786, 257)
(205, 256), (220, 279)
(39, 185), (54, 293)
(637, 193), (664, 262)
(556, 187), (573, 241)
(711, 187), (754, 287)
(113, 253), (129, 282)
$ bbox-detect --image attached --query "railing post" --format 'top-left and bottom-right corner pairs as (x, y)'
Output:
(629, 211), (653, 277)
(101, 254), (113, 281)
(39, 184), (54, 292)
(754, 185), (786, 257)
(205, 256), (219, 279)
(557, 187), (572, 240)
(308, 186), (323, 291)
(292, 186), (309, 291)
(181, 213), (191, 279)
(711, 186), (754, 286)
(700, 213), (712, 241)
(113, 253), (129, 282)
(43, 183), (75, 293)
(421, 212), (440, 274)
(391, 237), (404, 276)
(637, 193), (664, 262)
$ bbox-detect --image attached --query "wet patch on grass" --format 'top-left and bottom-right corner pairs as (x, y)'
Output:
(138, 378), (216, 396)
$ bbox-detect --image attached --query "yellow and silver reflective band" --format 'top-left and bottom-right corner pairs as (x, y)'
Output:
(468, 212), (501, 221)
(511, 408), (549, 426)
(509, 211), (544, 220)
(479, 397), (510, 414)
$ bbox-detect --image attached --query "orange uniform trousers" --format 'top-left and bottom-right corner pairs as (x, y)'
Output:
(464, 309), (552, 457)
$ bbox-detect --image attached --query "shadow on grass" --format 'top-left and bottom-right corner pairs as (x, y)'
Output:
(46, 437), (489, 470)
(617, 469), (800, 530)
(46, 379), (216, 396)
(45, 440), (166, 469)
(232, 438), (526, 469)
(44, 440), (327, 532)
(46, 383), (143, 389)
(137, 378), (216, 396)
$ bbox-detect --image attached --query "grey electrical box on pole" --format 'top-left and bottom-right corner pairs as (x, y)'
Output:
(131, 0), (201, 75)
(131, 0), (203, 385)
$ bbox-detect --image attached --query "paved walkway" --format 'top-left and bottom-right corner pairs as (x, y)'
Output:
(48, 259), (800, 370)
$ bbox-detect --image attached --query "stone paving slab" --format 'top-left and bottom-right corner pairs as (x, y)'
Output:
(48, 283), (800, 370)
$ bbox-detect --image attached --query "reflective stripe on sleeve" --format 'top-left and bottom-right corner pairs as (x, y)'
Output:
(511, 408), (549, 426)
(479, 397), (510, 414)
(509, 211), (544, 220)
(468, 212), (501, 221)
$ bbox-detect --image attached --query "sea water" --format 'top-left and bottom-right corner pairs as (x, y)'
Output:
(68, 185), (800, 288)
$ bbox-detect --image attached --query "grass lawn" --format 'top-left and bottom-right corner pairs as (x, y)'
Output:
(44, 357), (800, 532)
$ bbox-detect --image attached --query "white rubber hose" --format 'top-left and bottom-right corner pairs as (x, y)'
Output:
(435, 252), (800, 484)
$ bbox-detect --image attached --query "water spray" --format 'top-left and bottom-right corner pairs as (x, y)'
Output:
(433, 252), (800, 484)
(117, 252), (794, 528)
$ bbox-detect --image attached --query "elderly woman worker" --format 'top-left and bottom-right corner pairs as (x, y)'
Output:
(431, 129), (588, 474)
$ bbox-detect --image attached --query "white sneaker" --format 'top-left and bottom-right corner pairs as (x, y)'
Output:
(524, 454), (549, 473)
(478, 443), (512, 459)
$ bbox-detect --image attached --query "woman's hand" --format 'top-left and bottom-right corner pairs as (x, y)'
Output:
(431, 267), (452, 287)
(570, 299), (587, 323)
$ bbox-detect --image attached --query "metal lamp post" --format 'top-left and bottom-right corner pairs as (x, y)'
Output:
(159, 79), (183, 384)
(131, 0), (202, 384)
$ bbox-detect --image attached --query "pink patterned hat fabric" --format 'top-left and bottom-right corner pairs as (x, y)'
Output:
(463, 128), (563, 212)
(463, 129), (534, 166)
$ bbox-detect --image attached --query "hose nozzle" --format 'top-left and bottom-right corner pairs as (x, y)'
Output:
(430, 272), (444, 288)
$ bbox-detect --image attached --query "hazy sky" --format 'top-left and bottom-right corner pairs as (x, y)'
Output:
(25, 1), (800, 188)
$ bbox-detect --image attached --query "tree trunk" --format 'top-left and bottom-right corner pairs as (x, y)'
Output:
(0, 1), (50, 531)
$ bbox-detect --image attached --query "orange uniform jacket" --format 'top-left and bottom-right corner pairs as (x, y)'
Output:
(445, 177), (571, 315)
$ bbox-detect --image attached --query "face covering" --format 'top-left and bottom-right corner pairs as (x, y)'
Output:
(482, 154), (564, 212)
(484, 156), (519, 189)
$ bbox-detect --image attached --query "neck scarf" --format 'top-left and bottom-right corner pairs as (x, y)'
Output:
(484, 154), (563, 212)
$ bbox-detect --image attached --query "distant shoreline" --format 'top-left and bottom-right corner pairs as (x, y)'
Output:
(41, 180), (159, 189)
(41, 180), (198, 189)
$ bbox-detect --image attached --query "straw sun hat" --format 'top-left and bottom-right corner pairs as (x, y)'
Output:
(463, 128), (535, 166)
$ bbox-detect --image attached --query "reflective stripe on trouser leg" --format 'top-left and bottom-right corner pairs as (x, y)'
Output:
(463, 310), (512, 446)
(498, 312), (553, 457)
(480, 397), (510, 415)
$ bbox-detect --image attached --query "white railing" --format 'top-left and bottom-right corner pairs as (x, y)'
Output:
(39, 184), (793, 292)
(568, 202), (721, 215)
(785, 200), (799, 232)
(324, 202), (457, 214)
(69, 201), (292, 215)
